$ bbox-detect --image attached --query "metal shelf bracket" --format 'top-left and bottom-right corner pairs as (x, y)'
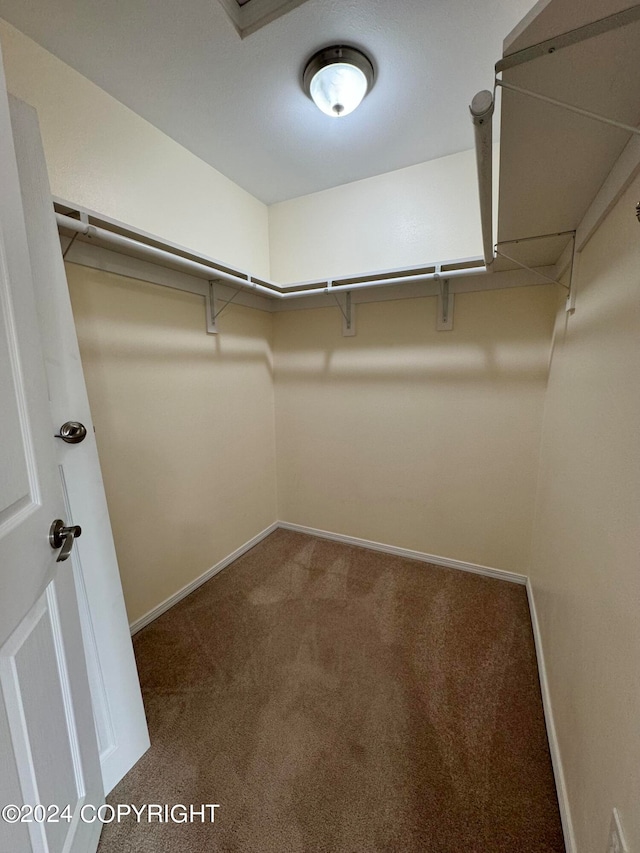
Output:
(205, 280), (219, 334)
(332, 290), (356, 336)
(206, 279), (246, 334)
(435, 271), (454, 330)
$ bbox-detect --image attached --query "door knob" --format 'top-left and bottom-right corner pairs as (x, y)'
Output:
(49, 519), (82, 563)
(55, 421), (87, 444)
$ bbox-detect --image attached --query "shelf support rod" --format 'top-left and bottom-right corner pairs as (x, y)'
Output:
(495, 249), (568, 289)
(496, 79), (640, 137)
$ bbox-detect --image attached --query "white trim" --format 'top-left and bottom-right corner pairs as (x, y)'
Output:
(130, 519), (527, 635)
(282, 522), (576, 845)
(277, 521), (527, 585)
(526, 578), (576, 853)
(128, 518), (573, 850)
(216, 0), (311, 38)
(129, 522), (278, 635)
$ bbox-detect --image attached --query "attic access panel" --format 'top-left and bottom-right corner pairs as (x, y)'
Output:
(217, 0), (312, 37)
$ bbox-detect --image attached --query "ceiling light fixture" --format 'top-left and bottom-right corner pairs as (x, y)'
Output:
(303, 45), (374, 118)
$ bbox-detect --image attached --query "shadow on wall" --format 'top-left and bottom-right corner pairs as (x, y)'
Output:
(271, 284), (559, 574)
(66, 263), (278, 624)
(71, 283), (274, 372)
(274, 286), (558, 388)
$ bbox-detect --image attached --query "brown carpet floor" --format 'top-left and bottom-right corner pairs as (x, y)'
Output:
(98, 529), (564, 852)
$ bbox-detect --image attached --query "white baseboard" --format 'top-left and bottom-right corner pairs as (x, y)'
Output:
(129, 522), (279, 635)
(526, 578), (576, 853)
(128, 517), (572, 849)
(281, 522), (574, 846)
(130, 520), (526, 635)
(277, 521), (527, 585)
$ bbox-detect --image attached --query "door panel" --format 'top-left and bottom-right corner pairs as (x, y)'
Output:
(9, 93), (150, 795)
(0, 695), (31, 852)
(0, 42), (103, 853)
(0, 306), (30, 514)
(0, 181), (56, 640)
(2, 592), (80, 853)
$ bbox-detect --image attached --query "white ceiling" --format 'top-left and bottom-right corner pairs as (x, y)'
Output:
(0, 0), (534, 203)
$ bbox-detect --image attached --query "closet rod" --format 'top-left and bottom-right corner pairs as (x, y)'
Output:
(58, 211), (515, 304)
(285, 264), (490, 298)
(57, 211), (490, 300)
(56, 213), (281, 299)
(275, 266), (487, 299)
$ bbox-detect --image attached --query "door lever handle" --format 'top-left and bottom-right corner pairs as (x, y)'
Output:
(49, 519), (82, 562)
(54, 421), (87, 444)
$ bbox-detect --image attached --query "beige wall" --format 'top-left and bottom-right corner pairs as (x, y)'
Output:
(66, 263), (277, 625)
(12, 18), (637, 845)
(274, 284), (556, 572)
(16, 12), (637, 842)
(0, 20), (270, 277)
(268, 146), (499, 284)
(530, 177), (640, 852)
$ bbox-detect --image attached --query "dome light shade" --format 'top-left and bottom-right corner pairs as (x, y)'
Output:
(303, 46), (374, 118)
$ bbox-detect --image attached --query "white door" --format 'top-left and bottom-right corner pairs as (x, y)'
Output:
(9, 94), (149, 794)
(0, 50), (103, 853)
